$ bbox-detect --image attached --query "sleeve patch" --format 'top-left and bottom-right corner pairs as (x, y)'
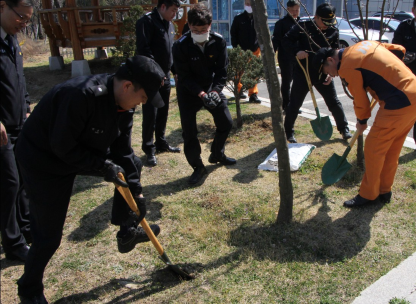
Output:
(89, 85), (108, 97)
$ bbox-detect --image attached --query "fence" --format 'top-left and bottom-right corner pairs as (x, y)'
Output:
(60, 47), (114, 58)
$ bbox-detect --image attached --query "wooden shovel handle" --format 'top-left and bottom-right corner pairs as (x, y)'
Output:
(114, 173), (164, 256)
(349, 98), (377, 148)
(296, 57), (318, 109)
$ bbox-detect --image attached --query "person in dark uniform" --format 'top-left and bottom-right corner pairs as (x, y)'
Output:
(136, 0), (181, 167)
(173, 3), (236, 185)
(230, 0), (261, 103)
(392, 0), (416, 147)
(0, 0), (33, 262)
(14, 56), (164, 304)
(272, 0), (300, 111)
(282, 3), (352, 143)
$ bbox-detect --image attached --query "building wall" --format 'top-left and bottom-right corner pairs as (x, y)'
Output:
(209, 0), (414, 44)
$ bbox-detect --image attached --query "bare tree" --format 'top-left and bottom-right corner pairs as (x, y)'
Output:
(251, 0), (293, 223)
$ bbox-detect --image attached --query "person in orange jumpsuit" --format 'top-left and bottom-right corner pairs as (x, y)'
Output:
(313, 41), (416, 207)
(230, 0), (261, 103)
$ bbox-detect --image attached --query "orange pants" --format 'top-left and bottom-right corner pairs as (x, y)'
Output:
(359, 102), (416, 200)
(238, 48), (261, 96)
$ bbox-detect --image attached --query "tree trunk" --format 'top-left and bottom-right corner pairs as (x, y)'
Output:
(235, 87), (242, 128)
(251, 0), (293, 223)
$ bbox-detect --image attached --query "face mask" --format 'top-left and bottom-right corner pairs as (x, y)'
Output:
(245, 5), (253, 13)
(191, 31), (209, 43)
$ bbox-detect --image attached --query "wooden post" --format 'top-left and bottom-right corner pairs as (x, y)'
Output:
(41, 0), (60, 56)
(66, 0), (84, 60)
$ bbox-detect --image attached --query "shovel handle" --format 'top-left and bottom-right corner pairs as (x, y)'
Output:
(114, 173), (164, 256)
(296, 57), (320, 112)
(349, 98), (377, 148)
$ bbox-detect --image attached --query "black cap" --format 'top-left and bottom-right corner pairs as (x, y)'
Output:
(125, 55), (166, 108)
(316, 3), (336, 26)
(312, 47), (335, 74)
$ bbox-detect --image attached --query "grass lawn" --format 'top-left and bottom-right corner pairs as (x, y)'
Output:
(1, 54), (416, 304)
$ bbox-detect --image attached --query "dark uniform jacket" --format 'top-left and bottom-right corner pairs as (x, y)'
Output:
(172, 31), (228, 96)
(135, 7), (175, 76)
(230, 11), (259, 52)
(272, 14), (300, 53)
(16, 74), (142, 194)
(392, 18), (416, 74)
(0, 34), (30, 134)
(282, 20), (340, 81)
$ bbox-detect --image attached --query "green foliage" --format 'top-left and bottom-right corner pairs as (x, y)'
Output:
(111, 5), (145, 66)
(226, 45), (264, 97)
(389, 298), (411, 304)
(226, 45), (264, 128)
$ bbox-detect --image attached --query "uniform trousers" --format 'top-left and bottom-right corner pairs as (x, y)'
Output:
(177, 86), (232, 168)
(0, 134), (30, 253)
(16, 155), (142, 297)
(142, 82), (171, 155)
(284, 66), (349, 137)
(360, 102), (416, 200)
(278, 53), (295, 110)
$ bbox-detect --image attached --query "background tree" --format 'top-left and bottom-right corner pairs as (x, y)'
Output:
(225, 45), (264, 128)
(111, 5), (145, 66)
(250, 0), (293, 223)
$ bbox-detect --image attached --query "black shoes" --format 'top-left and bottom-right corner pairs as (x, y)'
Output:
(208, 153), (237, 165)
(249, 94), (261, 104)
(342, 129), (353, 140)
(188, 166), (207, 184)
(19, 294), (48, 304)
(240, 91), (247, 99)
(343, 195), (378, 208)
(146, 154), (157, 166)
(378, 192), (392, 204)
(287, 136), (297, 143)
(156, 145), (181, 153)
(5, 244), (30, 262)
(117, 225), (160, 253)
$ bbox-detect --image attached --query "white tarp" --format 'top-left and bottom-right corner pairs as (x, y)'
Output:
(258, 143), (316, 172)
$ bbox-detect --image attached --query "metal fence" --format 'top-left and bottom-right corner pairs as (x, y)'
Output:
(60, 47), (113, 58)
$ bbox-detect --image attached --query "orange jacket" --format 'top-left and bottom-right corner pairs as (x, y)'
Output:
(338, 41), (416, 122)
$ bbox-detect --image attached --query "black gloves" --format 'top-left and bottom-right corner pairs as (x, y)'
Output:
(101, 159), (128, 187)
(201, 91), (222, 109)
(133, 195), (147, 224)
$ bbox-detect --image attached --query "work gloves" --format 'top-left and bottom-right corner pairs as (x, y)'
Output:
(101, 159), (128, 187)
(133, 195), (147, 224)
(201, 91), (222, 109)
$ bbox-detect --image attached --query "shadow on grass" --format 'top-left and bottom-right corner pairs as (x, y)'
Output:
(53, 267), (191, 304)
(203, 200), (385, 273)
(399, 150), (416, 164)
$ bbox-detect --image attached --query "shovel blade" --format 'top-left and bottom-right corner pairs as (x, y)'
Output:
(321, 153), (352, 185)
(310, 116), (333, 141)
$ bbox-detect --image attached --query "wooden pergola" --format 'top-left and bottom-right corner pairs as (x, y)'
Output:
(39, 0), (195, 74)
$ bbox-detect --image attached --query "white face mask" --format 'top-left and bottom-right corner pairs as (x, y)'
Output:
(245, 5), (253, 13)
(191, 31), (210, 43)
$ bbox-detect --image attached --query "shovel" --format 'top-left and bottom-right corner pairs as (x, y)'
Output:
(114, 173), (194, 280)
(321, 99), (377, 185)
(296, 57), (333, 141)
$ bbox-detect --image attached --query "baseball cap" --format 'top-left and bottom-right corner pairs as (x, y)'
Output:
(124, 55), (166, 108)
(316, 3), (337, 26)
(312, 47), (335, 75)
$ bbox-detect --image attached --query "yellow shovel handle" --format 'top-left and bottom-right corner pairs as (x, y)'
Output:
(349, 98), (377, 147)
(114, 173), (164, 256)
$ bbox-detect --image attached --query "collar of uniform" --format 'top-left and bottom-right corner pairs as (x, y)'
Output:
(106, 75), (118, 110)
(0, 26), (8, 41)
(337, 48), (345, 71)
